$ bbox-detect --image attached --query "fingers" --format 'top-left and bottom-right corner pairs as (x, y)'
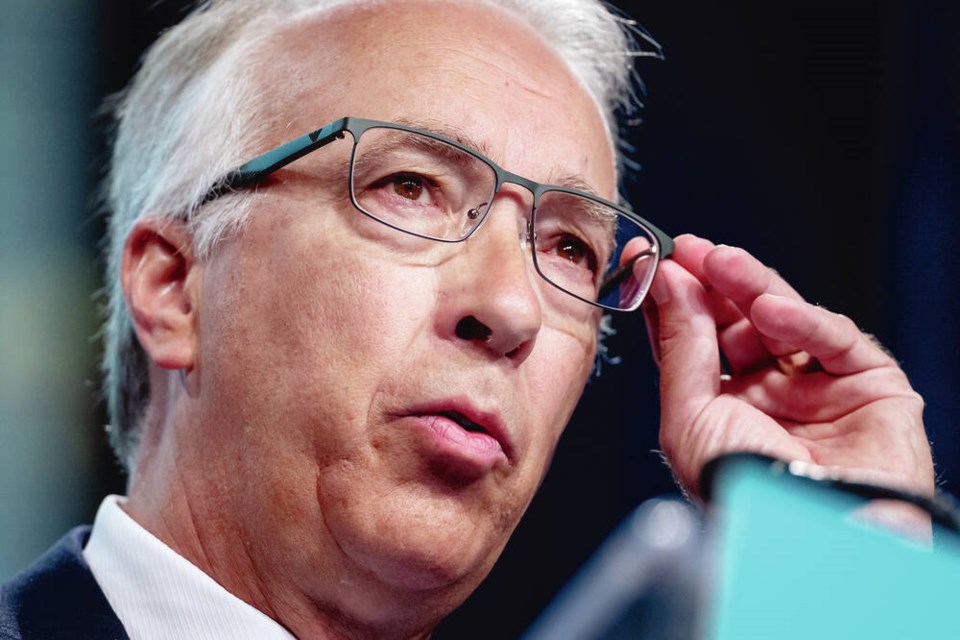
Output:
(700, 241), (807, 367)
(648, 234), (930, 502)
(749, 294), (896, 375)
(663, 235), (895, 376)
(671, 234), (802, 310)
(649, 233), (900, 392)
(715, 318), (770, 373)
(668, 235), (795, 372)
(700, 243), (803, 305)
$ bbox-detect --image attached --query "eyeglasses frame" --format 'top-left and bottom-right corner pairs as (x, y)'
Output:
(201, 116), (674, 312)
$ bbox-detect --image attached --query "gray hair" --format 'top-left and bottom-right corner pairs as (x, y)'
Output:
(102, 0), (661, 473)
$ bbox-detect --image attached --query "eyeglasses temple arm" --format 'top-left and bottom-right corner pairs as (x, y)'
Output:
(201, 117), (350, 204)
(597, 247), (655, 301)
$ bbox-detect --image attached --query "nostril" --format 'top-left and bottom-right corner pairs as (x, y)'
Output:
(456, 316), (492, 342)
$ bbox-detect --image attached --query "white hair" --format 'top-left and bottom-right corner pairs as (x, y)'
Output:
(102, 0), (661, 472)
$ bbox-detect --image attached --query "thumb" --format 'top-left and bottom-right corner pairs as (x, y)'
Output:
(648, 260), (720, 482)
(649, 260), (722, 439)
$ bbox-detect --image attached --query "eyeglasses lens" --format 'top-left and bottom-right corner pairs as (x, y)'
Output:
(350, 126), (659, 311)
(350, 127), (496, 242)
(533, 191), (658, 311)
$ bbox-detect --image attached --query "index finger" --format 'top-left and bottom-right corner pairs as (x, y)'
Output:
(700, 243), (804, 311)
(700, 244), (895, 374)
(666, 236), (805, 367)
(751, 293), (897, 375)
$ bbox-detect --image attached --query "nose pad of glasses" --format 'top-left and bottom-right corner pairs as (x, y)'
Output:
(518, 216), (532, 249)
(467, 202), (489, 220)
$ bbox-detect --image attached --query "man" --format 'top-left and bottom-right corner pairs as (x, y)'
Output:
(1, 0), (933, 638)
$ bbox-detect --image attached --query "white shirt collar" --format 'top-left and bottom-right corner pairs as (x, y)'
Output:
(83, 495), (296, 640)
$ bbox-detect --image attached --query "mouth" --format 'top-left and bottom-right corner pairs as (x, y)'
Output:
(438, 410), (487, 434)
(403, 399), (514, 465)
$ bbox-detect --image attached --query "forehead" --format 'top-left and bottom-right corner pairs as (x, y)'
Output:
(244, 0), (616, 197)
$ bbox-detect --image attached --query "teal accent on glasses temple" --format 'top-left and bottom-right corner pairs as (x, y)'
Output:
(202, 118), (353, 202)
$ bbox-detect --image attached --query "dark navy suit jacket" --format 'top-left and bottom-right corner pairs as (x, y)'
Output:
(0, 527), (128, 639)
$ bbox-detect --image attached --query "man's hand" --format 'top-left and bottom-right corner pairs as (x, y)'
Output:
(644, 234), (934, 503)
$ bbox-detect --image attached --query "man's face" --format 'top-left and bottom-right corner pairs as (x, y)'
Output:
(181, 0), (616, 624)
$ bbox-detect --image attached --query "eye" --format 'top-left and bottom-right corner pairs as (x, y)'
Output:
(553, 233), (598, 273)
(390, 173), (427, 200)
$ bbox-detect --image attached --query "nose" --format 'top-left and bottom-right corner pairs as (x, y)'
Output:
(439, 190), (542, 362)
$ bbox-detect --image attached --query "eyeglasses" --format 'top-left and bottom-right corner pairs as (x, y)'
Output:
(202, 117), (674, 311)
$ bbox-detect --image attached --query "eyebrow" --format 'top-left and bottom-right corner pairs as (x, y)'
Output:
(392, 116), (607, 198)
(550, 174), (604, 199)
(352, 130), (484, 181)
(392, 116), (496, 158)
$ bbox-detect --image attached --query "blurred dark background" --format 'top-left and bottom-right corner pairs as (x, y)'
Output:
(1, 1), (957, 638)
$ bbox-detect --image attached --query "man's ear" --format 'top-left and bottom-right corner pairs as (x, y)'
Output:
(121, 216), (199, 371)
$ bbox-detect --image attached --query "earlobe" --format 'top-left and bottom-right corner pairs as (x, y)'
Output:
(122, 216), (198, 371)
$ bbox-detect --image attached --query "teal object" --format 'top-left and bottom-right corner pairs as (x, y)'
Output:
(706, 460), (960, 639)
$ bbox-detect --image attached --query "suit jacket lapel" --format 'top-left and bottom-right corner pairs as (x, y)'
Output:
(1, 526), (129, 640)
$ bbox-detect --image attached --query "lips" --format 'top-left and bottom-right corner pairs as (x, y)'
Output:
(437, 410), (487, 434)
(401, 399), (514, 469)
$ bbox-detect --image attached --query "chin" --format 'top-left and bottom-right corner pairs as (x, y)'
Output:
(315, 447), (529, 601)
(354, 521), (503, 595)
(324, 495), (512, 606)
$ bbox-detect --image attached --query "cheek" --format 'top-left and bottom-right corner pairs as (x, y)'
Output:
(526, 322), (598, 448)
(546, 314), (599, 389)
(196, 222), (436, 446)
(248, 228), (426, 359)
